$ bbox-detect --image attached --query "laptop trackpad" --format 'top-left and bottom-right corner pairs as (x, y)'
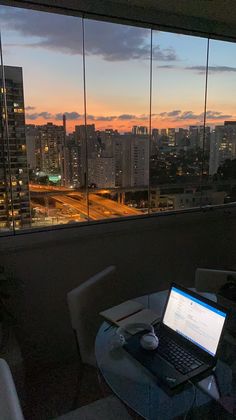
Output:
(137, 352), (184, 389)
(124, 336), (184, 389)
(147, 354), (184, 388)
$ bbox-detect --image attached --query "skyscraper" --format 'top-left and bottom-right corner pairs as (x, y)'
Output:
(209, 123), (236, 175)
(0, 66), (31, 229)
(132, 125), (148, 135)
(34, 122), (64, 175)
(167, 128), (176, 147)
(130, 136), (149, 187)
(75, 124), (96, 187)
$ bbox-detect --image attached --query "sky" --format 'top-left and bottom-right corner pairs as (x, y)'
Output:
(0, 5), (236, 133)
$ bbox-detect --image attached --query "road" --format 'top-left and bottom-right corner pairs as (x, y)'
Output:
(29, 183), (142, 221)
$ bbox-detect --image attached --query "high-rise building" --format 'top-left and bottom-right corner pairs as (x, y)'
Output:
(151, 129), (160, 155)
(132, 125), (148, 135)
(88, 156), (115, 188)
(130, 136), (149, 187)
(87, 129), (117, 188)
(159, 129), (169, 148)
(114, 135), (131, 188)
(35, 122), (65, 175)
(0, 66), (31, 229)
(74, 124), (96, 187)
(167, 128), (176, 147)
(209, 124), (236, 175)
(114, 134), (149, 188)
(189, 125), (210, 150)
(175, 128), (189, 149)
(63, 132), (80, 188)
(26, 124), (37, 169)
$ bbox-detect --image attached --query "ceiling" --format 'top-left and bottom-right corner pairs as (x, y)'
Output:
(109, 0), (236, 25)
(1, 0), (236, 41)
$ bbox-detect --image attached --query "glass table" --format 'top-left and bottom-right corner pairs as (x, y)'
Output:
(95, 290), (236, 419)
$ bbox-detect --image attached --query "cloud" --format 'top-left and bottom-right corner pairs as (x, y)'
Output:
(157, 64), (176, 69)
(152, 46), (177, 62)
(55, 112), (81, 120)
(118, 114), (136, 120)
(159, 110), (181, 118)
(168, 110), (181, 117)
(186, 65), (236, 74)
(95, 116), (116, 121)
(167, 110), (182, 117)
(0, 7), (177, 62)
(25, 105), (35, 110)
(26, 109), (234, 124)
(205, 110), (233, 120)
(25, 110), (149, 123)
(156, 109), (234, 122)
(86, 115), (95, 121)
(178, 111), (199, 120)
(26, 111), (53, 120)
(158, 64), (236, 74)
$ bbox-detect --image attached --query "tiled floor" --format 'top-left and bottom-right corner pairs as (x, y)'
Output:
(14, 362), (104, 420)
(0, 327), (107, 419)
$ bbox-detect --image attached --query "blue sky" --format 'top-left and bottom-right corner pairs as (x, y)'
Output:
(0, 5), (236, 132)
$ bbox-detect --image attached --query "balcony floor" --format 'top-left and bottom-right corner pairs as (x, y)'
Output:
(13, 361), (103, 420)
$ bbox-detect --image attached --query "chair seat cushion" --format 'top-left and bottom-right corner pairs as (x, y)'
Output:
(56, 395), (132, 420)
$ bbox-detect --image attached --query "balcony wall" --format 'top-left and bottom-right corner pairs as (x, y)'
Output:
(0, 207), (235, 370)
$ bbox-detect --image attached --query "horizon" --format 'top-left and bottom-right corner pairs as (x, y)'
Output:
(24, 118), (232, 135)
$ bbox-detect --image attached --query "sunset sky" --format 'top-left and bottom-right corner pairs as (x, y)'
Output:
(1, 5), (236, 133)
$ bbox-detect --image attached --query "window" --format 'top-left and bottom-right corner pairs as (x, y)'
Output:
(0, 5), (235, 235)
(151, 32), (208, 212)
(207, 40), (236, 206)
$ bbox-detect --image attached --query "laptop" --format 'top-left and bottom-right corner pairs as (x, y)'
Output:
(124, 283), (228, 391)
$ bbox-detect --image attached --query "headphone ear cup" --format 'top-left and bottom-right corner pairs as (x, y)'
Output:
(111, 327), (127, 349)
(112, 322), (157, 350)
(140, 332), (159, 350)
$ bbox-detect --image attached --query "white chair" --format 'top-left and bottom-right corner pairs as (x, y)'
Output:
(195, 268), (236, 294)
(0, 358), (24, 420)
(67, 265), (124, 367)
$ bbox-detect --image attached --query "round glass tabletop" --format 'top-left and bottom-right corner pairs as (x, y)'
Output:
(95, 290), (235, 419)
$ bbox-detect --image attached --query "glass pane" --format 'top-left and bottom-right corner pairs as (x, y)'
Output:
(207, 39), (236, 206)
(0, 6), (87, 230)
(84, 19), (151, 220)
(151, 32), (208, 212)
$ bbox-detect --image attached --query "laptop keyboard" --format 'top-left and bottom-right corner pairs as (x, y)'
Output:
(157, 332), (204, 374)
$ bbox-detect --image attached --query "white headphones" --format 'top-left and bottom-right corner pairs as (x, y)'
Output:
(115, 322), (159, 350)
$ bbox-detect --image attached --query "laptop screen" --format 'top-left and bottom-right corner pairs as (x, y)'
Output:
(163, 285), (227, 356)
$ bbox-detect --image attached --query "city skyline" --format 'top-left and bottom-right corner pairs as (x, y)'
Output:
(1, 6), (236, 133)
(1, 61), (236, 230)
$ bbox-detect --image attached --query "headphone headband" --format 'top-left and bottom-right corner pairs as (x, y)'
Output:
(115, 322), (154, 347)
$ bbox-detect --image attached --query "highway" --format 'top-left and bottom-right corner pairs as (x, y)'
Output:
(86, 193), (140, 216)
(29, 183), (142, 221)
(52, 194), (104, 220)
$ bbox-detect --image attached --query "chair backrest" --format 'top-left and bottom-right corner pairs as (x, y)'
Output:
(195, 268), (236, 293)
(67, 265), (124, 366)
(0, 358), (24, 420)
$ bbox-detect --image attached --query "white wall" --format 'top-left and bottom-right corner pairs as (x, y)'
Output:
(1, 206), (236, 370)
